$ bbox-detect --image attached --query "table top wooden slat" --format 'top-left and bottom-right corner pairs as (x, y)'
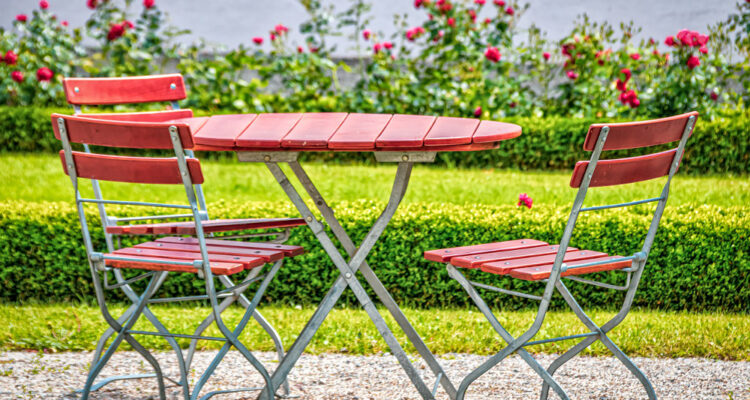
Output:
(192, 114), (257, 147)
(375, 114), (436, 148)
(234, 113), (302, 149)
(328, 113), (393, 149)
(280, 112), (348, 148)
(423, 116), (480, 147)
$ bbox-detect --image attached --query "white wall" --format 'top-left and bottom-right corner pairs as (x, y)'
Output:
(0, 0), (737, 56)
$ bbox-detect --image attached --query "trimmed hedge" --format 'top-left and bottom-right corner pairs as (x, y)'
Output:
(1, 201), (748, 312)
(1, 107), (748, 174)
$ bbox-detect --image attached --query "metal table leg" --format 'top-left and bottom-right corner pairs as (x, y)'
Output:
(258, 161), (444, 400)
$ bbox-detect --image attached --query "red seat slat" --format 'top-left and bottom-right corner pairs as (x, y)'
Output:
(508, 256), (632, 281)
(193, 114), (258, 147)
(480, 250), (608, 275)
(79, 109), (194, 122)
(155, 237), (305, 256)
(450, 245), (571, 269)
(472, 120), (522, 144)
(63, 74), (186, 105)
(375, 114), (436, 148)
(60, 151), (204, 185)
(280, 112), (348, 148)
(235, 113), (302, 148)
(423, 239), (548, 263)
(423, 116), (479, 146)
(328, 113), (393, 149)
(113, 247), (265, 269)
(134, 242), (284, 262)
(584, 111), (697, 151)
(569, 149), (677, 188)
(167, 116), (210, 134)
(105, 254), (244, 275)
(51, 113), (194, 150)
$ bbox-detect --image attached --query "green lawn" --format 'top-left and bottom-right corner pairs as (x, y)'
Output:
(1, 153), (748, 207)
(1, 304), (747, 360)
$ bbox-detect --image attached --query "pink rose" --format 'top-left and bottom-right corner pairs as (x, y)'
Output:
(107, 23), (125, 41)
(373, 43), (382, 53)
(297, 46), (303, 53)
(484, 46), (501, 62)
(542, 52), (550, 61)
(473, 106), (482, 117)
(566, 70), (578, 80)
(493, 0), (505, 6)
(620, 68), (631, 81)
(447, 17), (455, 27)
(665, 36), (675, 46)
(630, 53), (640, 60)
(61, 20), (68, 27)
(87, 0), (97, 9)
(362, 29), (371, 40)
(699, 45), (708, 54)
(274, 24), (289, 35)
(252, 37), (263, 45)
(39, 1), (49, 10)
(36, 67), (54, 82)
(143, 0), (155, 8)
(16, 14), (28, 23)
(383, 41), (393, 49)
(517, 193), (533, 209)
(484, 17), (492, 24)
(505, 7), (514, 15)
(474, 0), (486, 4)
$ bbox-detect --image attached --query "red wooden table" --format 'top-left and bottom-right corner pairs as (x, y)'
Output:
(169, 112), (521, 400)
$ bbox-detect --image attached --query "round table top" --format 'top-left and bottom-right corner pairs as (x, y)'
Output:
(168, 112), (521, 152)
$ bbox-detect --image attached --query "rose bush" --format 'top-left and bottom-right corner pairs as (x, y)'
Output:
(0, 0), (747, 119)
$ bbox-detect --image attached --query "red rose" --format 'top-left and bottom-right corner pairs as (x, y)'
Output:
(468, 9), (476, 22)
(309, 46), (319, 53)
(630, 53), (640, 60)
(11, 71), (24, 83)
(517, 193), (533, 209)
(710, 91), (718, 101)
(473, 106), (482, 117)
(123, 20), (134, 29)
(36, 67), (54, 82)
(439, 1), (452, 13)
(696, 34), (709, 46)
(493, 0), (505, 6)
(475, 0), (486, 4)
(362, 29), (371, 40)
(542, 52), (550, 61)
(630, 98), (640, 108)
(699, 45), (708, 54)
(270, 33), (276, 41)
(61, 20), (69, 27)
(107, 23), (125, 41)
(686, 55), (700, 69)
(616, 79), (627, 92)
(620, 68), (631, 81)
(297, 46), (304, 53)
(566, 70), (578, 80)
(373, 43), (382, 53)
(383, 41), (393, 49)
(406, 29), (416, 41)
(505, 6), (514, 15)
(16, 14), (28, 23)
(665, 36), (675, 46)
(447, 17), (455, 27)
(484, 46), (501, 62)
(39, 0), (49, 9)
(87, 0), (97, 9)
(143, 0), (155, 8)
(414, 0), (424, 7)
(252, 37), (263, 45)
(4, 51), (18, 65)
(484, 17), (492, 24)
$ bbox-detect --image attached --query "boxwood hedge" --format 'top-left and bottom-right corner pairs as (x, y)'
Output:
(1, 106), (748, 174)
(1, 200), (747, 312)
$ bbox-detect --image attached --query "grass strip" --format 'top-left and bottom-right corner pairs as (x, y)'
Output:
(1, 304), (747, 361)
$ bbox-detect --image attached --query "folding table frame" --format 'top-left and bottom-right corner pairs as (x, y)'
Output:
(62, 75), (292, 397)
(235, 151), (457, 400)
(427, 112), (697, 399)
(54, 114), (299, 400)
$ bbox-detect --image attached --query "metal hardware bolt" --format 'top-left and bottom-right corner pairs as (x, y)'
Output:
(306, 216), (313, 222)
(401, 155), (409, 161)
(504, 262), (510, 265)
(74, 87), (80, 93)
(474, 256), (480, 259)
(157, 243), (163, 247)
(170, 83), (176, 90)
(263, 155), (271, 162)
(234, 257), (240, 260)
(67, 163), (74, 170)
(520, 240), (525, 244)
(345, 272), (352, 279)
(588, 173), (593, 179)
(136, 249), (142, 253)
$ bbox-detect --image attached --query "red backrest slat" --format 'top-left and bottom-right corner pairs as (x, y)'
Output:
(78, 109), (193, 122)
(60, 151), (204, 185)
(51, 113), (194, 150)
(63, 74), (186, 105)
(569, 149), (677, 188)
(583, 111), (698, 151)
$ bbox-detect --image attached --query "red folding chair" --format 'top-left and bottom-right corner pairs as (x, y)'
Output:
(61, 74), (303, 396)
(424, 112), (698, 399)
(52, 113), (306, 400)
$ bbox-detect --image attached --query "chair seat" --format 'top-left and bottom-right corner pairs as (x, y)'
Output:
(105, 238), (304, 275)
(105, 217), (307, 235)
(424, 239), (632, 281)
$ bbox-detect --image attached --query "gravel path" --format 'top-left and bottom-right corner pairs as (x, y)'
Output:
(0, 350), (747, 399)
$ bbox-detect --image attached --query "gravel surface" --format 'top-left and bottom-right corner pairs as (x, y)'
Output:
(0, 350), (748, 399)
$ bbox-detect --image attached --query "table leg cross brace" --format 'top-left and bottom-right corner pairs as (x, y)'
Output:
(260, 161), (449, 400)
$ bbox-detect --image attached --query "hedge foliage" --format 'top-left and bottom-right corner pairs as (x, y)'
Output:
(1, 201), (747, 312)
(1, 106), (748, 174)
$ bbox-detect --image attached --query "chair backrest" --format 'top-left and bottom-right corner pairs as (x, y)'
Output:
(52, 113), (203, 185)
(63, 74), (187, 106)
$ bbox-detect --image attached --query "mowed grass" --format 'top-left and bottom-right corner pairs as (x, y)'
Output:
(0, 304), (747, 360)
(1, 153), (748, 207)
